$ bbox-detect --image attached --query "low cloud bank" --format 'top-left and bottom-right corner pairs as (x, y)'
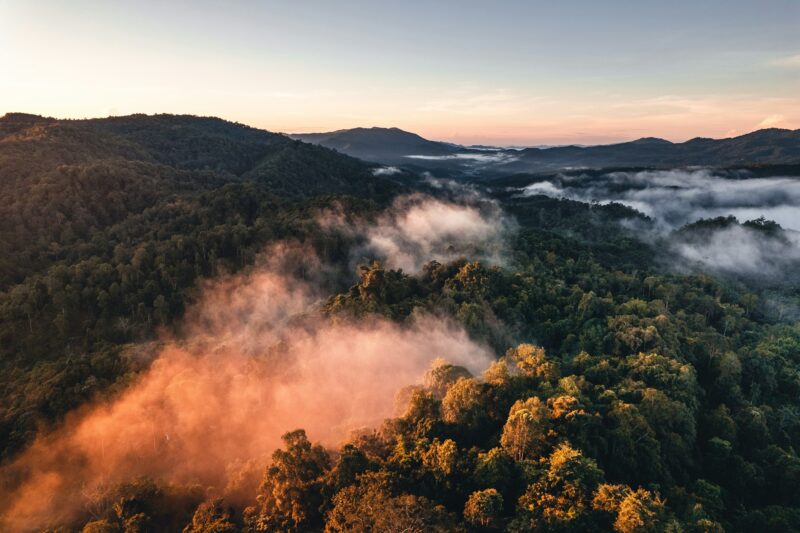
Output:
(371, 166), (402, 176)
(519, 169), (800, 278)
(670, 222), (800, 278)
(405, 151), (520, 166)
(519, 168), (800, 231)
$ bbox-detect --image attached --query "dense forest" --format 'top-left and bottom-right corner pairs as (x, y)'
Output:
(1, 113), (800, 532)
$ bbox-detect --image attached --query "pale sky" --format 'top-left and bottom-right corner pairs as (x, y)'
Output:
(2, 0), (799, 145)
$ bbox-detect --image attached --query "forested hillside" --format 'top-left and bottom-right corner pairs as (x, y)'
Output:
(0, 113), (400, 459)
(1, 114), (799, 532)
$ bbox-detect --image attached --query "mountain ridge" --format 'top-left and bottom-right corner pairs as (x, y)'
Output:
(290, 124), (800, 174)
(290, 125), (463, 164)
(0, 112), (406, 197)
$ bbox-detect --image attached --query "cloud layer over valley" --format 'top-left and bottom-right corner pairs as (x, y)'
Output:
(519, 169), (800, 279)
(520, 169), (800, 231)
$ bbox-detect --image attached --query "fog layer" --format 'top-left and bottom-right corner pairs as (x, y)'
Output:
(520, 169), (800, 278)
(520, 169), (800, 231)
(0, 198), (502, 530)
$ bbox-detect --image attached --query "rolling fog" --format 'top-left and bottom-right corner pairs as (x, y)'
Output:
(520, 168), (800, 278)
(0, 197), (507, 531)
(519, 168), (800, 231)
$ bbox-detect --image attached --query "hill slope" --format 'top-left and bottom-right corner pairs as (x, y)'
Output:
(0, 113), (405, 287)
(0, 113), (401, 194)
(0, 113), (406, 458)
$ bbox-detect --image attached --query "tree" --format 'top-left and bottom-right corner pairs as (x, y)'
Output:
(505, 344), (560, 383)
(422, 439), (460, 481)
(328, 443), (372, 491)
(592, 484), (677, 532)
(324, 472), (459, 533)
(81, 520), (120, 533)
(605, 402), (662, 483)
(441, 377), (487, 430)
(183, 498), (237, 533)
(401, 388), (442, 438)
(614, 488), (668, 533)
(245, 430), (331, 532)
(511, 444), (604, 531)
(424, 360), (473, 398)
(501, 397), (553, 461)
(464, 489), (504, 530)
(473, 447), (518, 495)
(111, 478), (161, 533)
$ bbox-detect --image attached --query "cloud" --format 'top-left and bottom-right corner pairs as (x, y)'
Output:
(519, 168), (800, 232)
(405, 152), (519, 165)
(362, 194), (514, 272)
(517, 168), (800, 278)
(372, 166), (402, 176)
(317, 193), (515, 274)
(1, 193), (516, 530)
(0, 242), (494, 531)
(769, 54), (800, 68)
(757, 114), (789, 128)
(670, 224), (800, 278)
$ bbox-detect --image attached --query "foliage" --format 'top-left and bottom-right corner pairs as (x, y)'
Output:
(3, 113), (800, 531)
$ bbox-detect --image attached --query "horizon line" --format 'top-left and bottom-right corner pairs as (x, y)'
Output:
(2, 110), (797, 148)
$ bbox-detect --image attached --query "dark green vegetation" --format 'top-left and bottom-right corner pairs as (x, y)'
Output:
(2, 114), (800, 532)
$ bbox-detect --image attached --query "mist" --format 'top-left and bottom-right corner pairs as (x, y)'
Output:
(371, 166), (402, 176)
(519, 168), (800, 231)
(671, 223), (800, 278)
(406, 152), (519, 165)
(320, 193), (514, 273)
(0, 209), (500, 530)
(518, 168), (800, 277)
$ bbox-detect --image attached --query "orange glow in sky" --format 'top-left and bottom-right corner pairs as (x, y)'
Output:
(1, 1), (798, 145)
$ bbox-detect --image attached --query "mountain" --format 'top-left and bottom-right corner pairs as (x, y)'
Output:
(290, 126), (463, 165)
(0, 112), (411, 288)
(0, 112), (409, 460)
(293, 125), (800, 176)
(0, 113), (406, 197)
(497, 127), (800, 173)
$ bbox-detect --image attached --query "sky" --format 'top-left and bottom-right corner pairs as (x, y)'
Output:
(1, 0), (799, 145)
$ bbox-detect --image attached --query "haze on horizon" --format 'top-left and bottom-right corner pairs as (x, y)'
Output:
(2, 0), (799, 145)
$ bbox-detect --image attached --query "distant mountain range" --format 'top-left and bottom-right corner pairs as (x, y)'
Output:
(291, 126), (800, 176)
